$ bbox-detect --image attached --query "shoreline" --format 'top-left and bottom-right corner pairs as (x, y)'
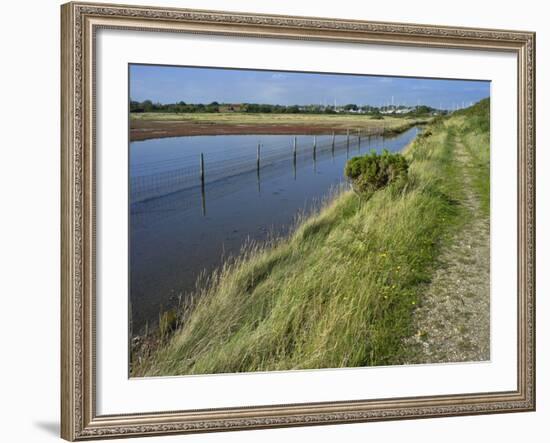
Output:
(130, 116), (428, 141)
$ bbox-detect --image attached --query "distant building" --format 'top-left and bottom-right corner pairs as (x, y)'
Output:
(395, 108), (414, 114)
(381, 107), (414, 115)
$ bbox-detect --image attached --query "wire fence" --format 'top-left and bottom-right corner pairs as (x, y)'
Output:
(130, 130), (385, 205)
(130, 144), (357, 225)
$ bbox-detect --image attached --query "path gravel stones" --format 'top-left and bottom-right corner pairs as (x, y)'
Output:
(404, 135), (490, 364)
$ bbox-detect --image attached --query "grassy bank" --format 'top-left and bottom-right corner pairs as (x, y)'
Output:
(132, 101), (488, 376)
(455, 99), (490, 215)
(403, 99), (490, 363)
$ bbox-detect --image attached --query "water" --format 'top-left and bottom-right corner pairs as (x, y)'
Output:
(130, 127), (420, 334)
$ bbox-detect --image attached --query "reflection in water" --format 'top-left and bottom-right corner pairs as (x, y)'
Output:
(130, 128), (419, 334)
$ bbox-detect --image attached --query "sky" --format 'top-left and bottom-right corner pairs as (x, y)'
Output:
(130, 64), (490, 110)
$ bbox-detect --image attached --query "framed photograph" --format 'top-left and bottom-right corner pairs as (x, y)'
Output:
(61, 1), (536, 440)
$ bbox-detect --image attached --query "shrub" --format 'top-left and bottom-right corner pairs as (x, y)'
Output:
(159, 309), (179, 340)
(420, 128), (433, 139)
(345, 149), (409, 197)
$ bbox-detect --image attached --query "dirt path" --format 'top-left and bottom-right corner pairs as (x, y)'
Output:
(404, 133), (490, 364)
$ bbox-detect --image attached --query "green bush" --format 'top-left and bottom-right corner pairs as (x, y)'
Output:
(159, 309), (179, 340)
(345, 149), (409, 196)
(420, 128), (433, 139)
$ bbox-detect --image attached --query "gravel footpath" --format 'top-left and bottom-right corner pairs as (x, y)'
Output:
(403, 135), (490, 364)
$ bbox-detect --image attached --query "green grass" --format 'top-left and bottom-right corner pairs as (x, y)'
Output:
(456, 99), (491, 215)
(132, 104), (488, 377)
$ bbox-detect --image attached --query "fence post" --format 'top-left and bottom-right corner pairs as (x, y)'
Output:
(357, 128), (361, 152)
(256, 142), (261, 194)
(293, 137), (297, 180)
(200, 153), (206, 216)
(200, 152), (205, 185)
(314, 136), (318, 172)
(346, 129), (350, 158)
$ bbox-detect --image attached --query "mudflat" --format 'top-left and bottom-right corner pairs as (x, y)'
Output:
(129, 113), (423, 141)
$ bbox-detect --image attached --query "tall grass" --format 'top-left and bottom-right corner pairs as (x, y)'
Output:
(132, 105), (488, 377)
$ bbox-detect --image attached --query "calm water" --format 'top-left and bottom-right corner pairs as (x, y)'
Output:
(130, 127), (420, 334)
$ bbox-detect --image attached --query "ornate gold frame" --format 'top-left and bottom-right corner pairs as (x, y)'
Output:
(61, 2), (536, 440)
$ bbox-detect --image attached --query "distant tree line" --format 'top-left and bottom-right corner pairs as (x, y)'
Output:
(130, 99), (441, 116)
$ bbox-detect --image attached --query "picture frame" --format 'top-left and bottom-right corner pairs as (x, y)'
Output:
(61, 1), (536, 440)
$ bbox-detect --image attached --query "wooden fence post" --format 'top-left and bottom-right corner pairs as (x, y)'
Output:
(293, 137), (297, 180)
(200, 152), (205, 184)
(200, 153), (206, 216)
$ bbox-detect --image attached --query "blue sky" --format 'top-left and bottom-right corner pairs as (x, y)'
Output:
(130, 64), (490, 110)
